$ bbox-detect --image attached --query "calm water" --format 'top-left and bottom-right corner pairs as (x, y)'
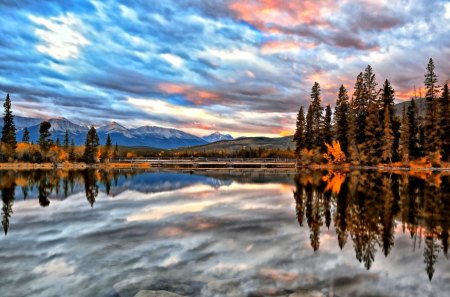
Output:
(0, 169), (449, 297)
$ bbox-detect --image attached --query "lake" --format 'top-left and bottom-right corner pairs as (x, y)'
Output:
(0, 169), (449, 297)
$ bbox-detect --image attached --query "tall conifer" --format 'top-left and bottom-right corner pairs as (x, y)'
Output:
(1, 93), (17, 150)
(335, 85), (350, 154)
(293, 106), (306, 155)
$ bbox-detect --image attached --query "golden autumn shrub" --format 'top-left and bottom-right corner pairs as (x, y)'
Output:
(323, 141), (346, 164)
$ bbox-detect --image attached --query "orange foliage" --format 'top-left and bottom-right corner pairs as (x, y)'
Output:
(323, 141), (346, 164)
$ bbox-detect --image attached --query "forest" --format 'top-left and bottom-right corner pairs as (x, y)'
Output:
(294, 58), (449, 167)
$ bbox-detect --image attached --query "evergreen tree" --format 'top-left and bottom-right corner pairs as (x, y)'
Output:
(352, 73), (367, 144)
(69, 140), (76, 162)
(407, 99), (420, 158)
(106, 134), (112, 147)
(347, 107), (359, 163)
(335, 85), (350, 154)
(55, 137), (61, 148)
(323, 104), (333, 145)
(102, 134), (113, 160)
(399, 106), (410, 164)
(38, 121), (52, 155)
(381, 105), (394, 164)
(362, 65), (378, 105)
(439, 83), (450, 161)
(304, 105), (314, 149)
(22, 127), (30, 143)
(293, 106), (306, 155)
(362, 102), (381, 165)
(113, 143), (119, 158)
(310, 82), (323, 148)
(1, 93), (17, 150)
(63, 130), (70, 150)
(423, 58), (441, 156)
(83, 126), (99, 164)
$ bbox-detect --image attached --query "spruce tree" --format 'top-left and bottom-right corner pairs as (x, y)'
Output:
(55, 137), (61, 148)
(102, 134), (113, 160)
(293, 106), (306, 155)
(38, 121), (52, 156)
(362, 65), (378, 105)
(381, 105), (394, 164)
(309, 82), (323, 148)
(106, 134), (112, 147)
(352, 73), (367, 144)
(113, 143), (119, 158)
(362, 102), (381, 165)
(69, 140), (76, 162)
(1, 93), (17, 150)
(407, 99), (420, 158)
(323, 104), (333, 146)
(22, 127), (30, 143)
(304, 105), (314, 149)
(63, 130), (70, 150)
(423, 58), (441, 156)
(399, 106), (410, 164)
(335, 85), (350, 154)
(83, 126), (99, 164)
(439, 83), (450, 161)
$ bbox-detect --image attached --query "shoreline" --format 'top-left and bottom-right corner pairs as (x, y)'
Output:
(0, 162), (450, 171)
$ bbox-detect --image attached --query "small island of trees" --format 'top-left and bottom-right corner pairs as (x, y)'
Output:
(294, 58), (449, 168)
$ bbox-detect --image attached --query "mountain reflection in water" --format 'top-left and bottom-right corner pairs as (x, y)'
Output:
(293, 170), (450, 281)
(1, 169), (450, 297)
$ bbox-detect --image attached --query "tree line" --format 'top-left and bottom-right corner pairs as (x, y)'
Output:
(294, 58), (450, 167)
(0, 93), (117, 164)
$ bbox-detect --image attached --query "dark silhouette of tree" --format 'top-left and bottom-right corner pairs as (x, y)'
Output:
(439, 82), (450, 161)
(39, 121), (52, 157)
(83, 126), (99, 164)
(352, 72), (367, 145)
(1, 178), (15, 235)
(407, 99), (420, 158)
(362, 65), (378, 105)
(399, 106), (410, 164)
(304, 105), (314, 149)
(38, 173), (51, 207)
(423, 58), (441, 161)
(293, 106), (305, 155)
(55, 137), (61, 148)
(102, 133), (113, 161)
(362, 102), (381, 165)
(83, 170), (98, 207)
(69, 139), (76, 162)
(323, 104), (333, 146)
(1, 93), (17, 155)
(381, 105), (394, 164)
(335, 84), (350, 154)
(424, 234), (440, 280)
(293, 175), (305, 226)
(310, 82), (323, 148)
(22, 127), (30, 143)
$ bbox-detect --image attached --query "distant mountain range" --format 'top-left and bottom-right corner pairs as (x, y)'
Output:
(1, 116), (235, 149)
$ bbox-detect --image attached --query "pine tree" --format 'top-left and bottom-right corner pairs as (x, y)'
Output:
(304, 105), (314, 149)
(362, 65), (378, 105)
(347, 107), (359, 163)
(106, 134), (112, 147)
(407, 99), (420, 158)
(1, 93), (17, 150)
(83, 126), (99, 164)
(381, 105), (394, 164)
(102, 134), (113, 160)
(310, 82), (323, 148)
(362, 102), (381, 165)
(439, 83), (450, 161)
(63, 130), (70, 150)
(423, 58), (441, 156)
(38, 121), (52, 155)
(113, 143), (119, 158)
(22, 127), (30, 143)
(335, 85), (350, 154)
(399, 106), (409, 164)
(323, 104), (333, 146)
(352, 73), (367, 144)
(293, 106), (306, 155)
(55, 137), (61, 148)
(69, 140), (76, 162)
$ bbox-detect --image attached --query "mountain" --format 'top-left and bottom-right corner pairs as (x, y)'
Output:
(14, 116), (42, 129)
(16, 118), (89, 144)
(395, 97), (426, 118)
(174, 136), (294, 152)
(202, 131), (234, 143)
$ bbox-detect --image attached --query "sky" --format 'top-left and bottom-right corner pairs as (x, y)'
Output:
(1, 0), (450, 138)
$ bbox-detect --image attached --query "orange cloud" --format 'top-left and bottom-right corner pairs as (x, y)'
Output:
(229, 0), (334, 31)
(260, 40), (316, 54)
(159, 83), (223, 105)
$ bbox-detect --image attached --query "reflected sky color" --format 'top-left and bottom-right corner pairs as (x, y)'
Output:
(1, 1), (450, 137)
(0, 170), (449, 297)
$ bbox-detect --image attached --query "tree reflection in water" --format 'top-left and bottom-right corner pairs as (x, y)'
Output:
(293, 170), (450, 280)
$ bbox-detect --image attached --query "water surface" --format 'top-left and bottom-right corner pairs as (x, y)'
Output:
(1, 169), (449, 297)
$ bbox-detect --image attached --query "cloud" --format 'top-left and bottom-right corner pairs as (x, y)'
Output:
(1, 0), (450, 136)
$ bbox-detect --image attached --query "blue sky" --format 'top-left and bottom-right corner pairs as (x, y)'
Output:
(1, 0), (450, 137)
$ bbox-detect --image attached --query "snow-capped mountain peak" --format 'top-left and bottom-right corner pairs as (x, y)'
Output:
(202, 131), (234, 143)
